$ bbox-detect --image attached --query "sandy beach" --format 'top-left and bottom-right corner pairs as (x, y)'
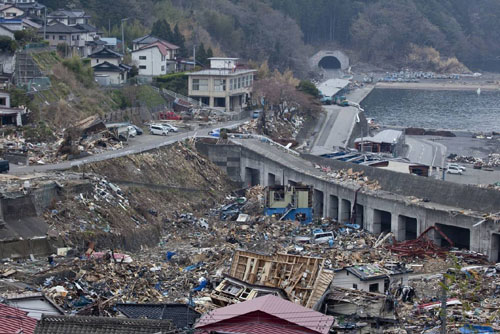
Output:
(375, 81), (500, 91)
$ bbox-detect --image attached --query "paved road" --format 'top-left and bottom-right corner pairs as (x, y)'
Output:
(405, 136), (447, 168)
(310, 86), (374, 155)
(11, 120), (246, 175)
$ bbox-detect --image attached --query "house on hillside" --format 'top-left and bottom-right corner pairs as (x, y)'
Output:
(132, 34), (164, 50)
(46, 8), (90, 26)
(0, 90), (28, 126)
(194, 294), (334, 334)
(89, 47), (130, 85)
(0, 4), (24, 18)
(187, 57), (256, 112)
(41, 21), (99, 56)
(131, 39), (179, 77)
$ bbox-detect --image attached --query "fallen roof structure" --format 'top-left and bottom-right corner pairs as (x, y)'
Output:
(210, 274), (288, 307)
(229, 250), (334, 308)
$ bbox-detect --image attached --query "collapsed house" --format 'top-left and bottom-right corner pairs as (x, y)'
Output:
(218, 250), (334, 308)
(320, 286), (397, 333)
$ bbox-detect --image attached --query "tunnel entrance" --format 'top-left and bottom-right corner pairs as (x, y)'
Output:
(318, 56), (341, 69)
(435, 224), (470, 249)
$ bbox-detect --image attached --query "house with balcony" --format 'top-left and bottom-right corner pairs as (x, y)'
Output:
(131, 39), (179, 77)
(187, 57), (256, 112)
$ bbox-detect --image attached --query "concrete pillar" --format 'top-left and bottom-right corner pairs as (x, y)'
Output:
(469, 227), (481, 253)
(225, 96), (230, 112)
(365, 208), (375, 233)
(391, 214), (405, 241)
(323, 192), (330, 219)
(209, 96), (214, 108)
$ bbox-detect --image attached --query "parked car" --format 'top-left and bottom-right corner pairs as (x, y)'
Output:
(294, 229), (334, 245)
(161, 123), (179, 132)
(0, 160), (9, 173)
(127, 126), (137, 138)
(209, 128), (220, 138)
(130, 124), (143, 135)
(447, 163), (466, 172)
(149, 125), (169, 136)
(447, 165), (463, 175)
(252, 110), (263, 119)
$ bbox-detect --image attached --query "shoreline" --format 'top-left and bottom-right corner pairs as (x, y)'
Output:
(375, 81), (500, 91)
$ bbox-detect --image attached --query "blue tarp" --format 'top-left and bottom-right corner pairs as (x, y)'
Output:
(459, 325), (494, 334)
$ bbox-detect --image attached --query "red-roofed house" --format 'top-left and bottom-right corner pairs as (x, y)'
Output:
(194, 295), (334, 334)
(0, 303), (38, 334)
(131, 38), (179, 77)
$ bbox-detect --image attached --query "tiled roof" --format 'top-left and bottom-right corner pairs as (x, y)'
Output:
(0, 303), (37, 334)
(92, 61), (126, 73)
(133, 35), (179, 50)
(195, 295), (334, 334)
(116, 303), (200, 329)
(44, 22), (82, 33)
(34, 315), (178, 334)
(90, 47), (123, 58)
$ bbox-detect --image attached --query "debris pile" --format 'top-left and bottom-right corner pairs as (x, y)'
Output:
(316, 165), (382, 190)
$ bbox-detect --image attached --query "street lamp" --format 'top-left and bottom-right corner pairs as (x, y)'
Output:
(121, 18), (129, 55)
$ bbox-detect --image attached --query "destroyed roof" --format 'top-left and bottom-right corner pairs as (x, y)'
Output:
(341, 263), (411, 281)
(195, 294), (334, 334)
(116, 303), (200, 329)
(0, 303), (38, 334)
(34, 315), (178, 334)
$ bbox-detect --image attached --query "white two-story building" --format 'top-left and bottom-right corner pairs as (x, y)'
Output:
(187, 58), (256, 112)
(131, 39), (179, 77)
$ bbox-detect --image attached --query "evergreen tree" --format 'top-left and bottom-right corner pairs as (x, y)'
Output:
(206, 47), (214, 60)
(172, 24), (187, 57)
(196, 43), (208, 66)
(151, 19), (173, 42)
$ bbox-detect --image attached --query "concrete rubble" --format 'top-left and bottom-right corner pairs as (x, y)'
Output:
(0, 143), (498, 333)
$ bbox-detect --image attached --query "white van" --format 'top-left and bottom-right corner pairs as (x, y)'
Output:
(150, 125), (169, 136)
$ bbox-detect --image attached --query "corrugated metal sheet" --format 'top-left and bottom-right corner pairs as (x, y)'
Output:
(0, 303), (37, 334)
(195, 295), (333, 334)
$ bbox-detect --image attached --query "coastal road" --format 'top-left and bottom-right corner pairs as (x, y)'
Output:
(405, 136), (447, 168)
(310, 86), (374, 155)
(10, 119), (247, 175)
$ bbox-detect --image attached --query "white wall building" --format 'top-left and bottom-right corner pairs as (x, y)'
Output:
(131, 40), (179, 77)
(187, 57), (256, 112)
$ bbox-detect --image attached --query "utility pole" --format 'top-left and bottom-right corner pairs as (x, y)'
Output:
(43, 6), (47, 40)
(193, 45), (196, 67)
(121, 18), (129, 55)
(440, 274), (447, 334)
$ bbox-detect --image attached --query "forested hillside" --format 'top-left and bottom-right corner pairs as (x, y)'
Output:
(40, 0), (500, 73)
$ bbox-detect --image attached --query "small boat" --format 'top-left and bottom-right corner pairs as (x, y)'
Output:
(477, 87), (481, 95)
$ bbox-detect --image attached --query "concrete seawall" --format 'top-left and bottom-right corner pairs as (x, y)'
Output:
(197, 140), (500, 261)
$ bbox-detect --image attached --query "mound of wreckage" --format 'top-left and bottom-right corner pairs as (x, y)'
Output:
(0, 183), (499, 333)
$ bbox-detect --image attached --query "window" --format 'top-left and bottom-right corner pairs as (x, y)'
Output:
(0, 97), (6, 107)
(52, 35), (55, 40)
(139, 56), (147, 60)
(237, 77), (241, 89)
(162, 55), (166, 61)
(96, 59), (99, 63)
(369, 283), (379, 293)
(139, 65), (146, 69)
(161, 65), (165, 71)
(59, 35), (66, 41)
(352, 284), (358, 289)
(230, 79), (234, 90)
(214, 79), (226, 92)
(192, 78), (208, 91)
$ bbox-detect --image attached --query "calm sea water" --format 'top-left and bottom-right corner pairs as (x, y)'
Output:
(361, 89), (500, 132)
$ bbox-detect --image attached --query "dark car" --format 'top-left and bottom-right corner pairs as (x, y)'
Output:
(0, 160), (9, 173)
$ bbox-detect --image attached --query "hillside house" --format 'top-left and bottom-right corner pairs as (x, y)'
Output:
(131, 39), (179, 77)
(187, 57), (256, 112)
(42, 21), (99, 56)
(46, 8), (90, 26)
(0, 90), (27, 126)
(89, 47), (130, 85)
